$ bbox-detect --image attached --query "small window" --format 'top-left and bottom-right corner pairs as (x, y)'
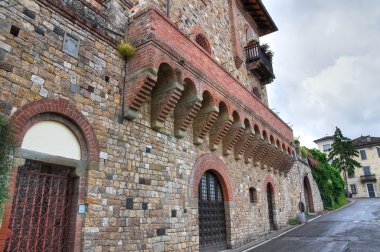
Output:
(377, 147), (380, 157)
(195, 34), (211, 54)
(363, 166), (371, 176)
(350, 184), (357, 194)
(360, 150), (367, 160)
(252, 87), (262, 99)
(322, 144), (331, 152)
(249, 187), (257, 203)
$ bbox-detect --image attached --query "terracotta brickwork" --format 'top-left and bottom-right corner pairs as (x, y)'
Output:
(0, 0), (323, 251)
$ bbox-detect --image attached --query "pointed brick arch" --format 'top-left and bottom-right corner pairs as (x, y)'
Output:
(189, 153), (234, 201)
(11, 98), (99, 161)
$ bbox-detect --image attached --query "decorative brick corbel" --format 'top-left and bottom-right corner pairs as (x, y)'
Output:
(193, 105), (219, 145)
(249, 140), (271, 164)
(244, 135), (263, 163)
(261, 144), (278, 166)
(174, 95), (203, 138)
(209, 114), (233, 151)
(234, 127), (256, 160)
(223, 121), (245, 156)
(268, 148), (284, 171)
(124, 67), (158, 120)
(151, 70), (184, 130)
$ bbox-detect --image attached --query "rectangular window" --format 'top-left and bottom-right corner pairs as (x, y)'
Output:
(360, 150), (367, 160)
(377, 147), (380, 157)
(350, 184), (357, 194)
(322, 144), (331, 152)
(363, 166), (371, 176)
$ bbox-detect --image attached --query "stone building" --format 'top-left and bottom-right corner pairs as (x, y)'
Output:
(0, 0), (323, 251)
(315, 135), (380, 198)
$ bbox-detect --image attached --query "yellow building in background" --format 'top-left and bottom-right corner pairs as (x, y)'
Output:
(314, 135), (380, 198)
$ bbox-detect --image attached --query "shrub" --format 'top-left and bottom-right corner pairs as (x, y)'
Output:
(309, 149), (345, 209)
(116, 42), (136, 60)
(0, 114), (15, 204)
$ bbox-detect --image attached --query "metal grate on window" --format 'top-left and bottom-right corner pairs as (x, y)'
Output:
(195, 34), (211, 54)
(200, 174), (207, 200)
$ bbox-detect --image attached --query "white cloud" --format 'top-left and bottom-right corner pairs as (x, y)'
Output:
(261, 0), (380, 148)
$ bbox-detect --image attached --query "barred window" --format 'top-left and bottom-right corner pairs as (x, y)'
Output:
(196, 34), (211, 54)
(249, 187), (258, 203)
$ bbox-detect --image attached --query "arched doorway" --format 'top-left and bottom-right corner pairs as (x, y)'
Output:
(0, 99), (99, 252)
(303, 176), (314, 213)
(198, 171), (227, 251)
(266, 183), (275, 230)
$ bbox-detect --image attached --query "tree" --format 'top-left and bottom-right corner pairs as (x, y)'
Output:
(328, 127), (361, 197)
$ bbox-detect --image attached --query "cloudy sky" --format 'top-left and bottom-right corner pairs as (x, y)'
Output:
(261, 0), (380, 148)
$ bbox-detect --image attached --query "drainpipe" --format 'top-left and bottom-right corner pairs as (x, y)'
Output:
(167, 0), (171, 18)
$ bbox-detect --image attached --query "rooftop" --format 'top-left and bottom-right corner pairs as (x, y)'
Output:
(352, 135), (380, 148)
(313, 135), (333, 143)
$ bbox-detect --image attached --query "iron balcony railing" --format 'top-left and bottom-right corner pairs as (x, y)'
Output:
(244, 44), (273, 73)
(360, 174), (377, 182)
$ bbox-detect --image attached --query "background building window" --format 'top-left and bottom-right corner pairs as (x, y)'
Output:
(350, 184), (357, 194)
(322, 144), (331, 152)
(377, 147), (380, 157)
(249, 187), (257, 203)
(363, 166), (371, 176)
(195, 34), (211, 54)
(360, 149), (367, 160)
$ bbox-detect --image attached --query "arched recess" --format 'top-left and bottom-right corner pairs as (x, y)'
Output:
(303, 175), (315, 213)
(266, 182), (276, 230)
(0, 98), (99, 252)
(151, 63), (184, 130)
(223, 110), (245, 155)
(189, 153), (234, 249)
(173, 78), (202, 138)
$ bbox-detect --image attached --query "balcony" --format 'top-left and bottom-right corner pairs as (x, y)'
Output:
(360, 174), (377, 183)
(244, 44), (275, 84)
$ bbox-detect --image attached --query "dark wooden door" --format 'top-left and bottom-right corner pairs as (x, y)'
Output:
(5, 160), (73, 252)
(198, 171), (227, 251)
(367, 184), (376, 198)
(267, 184), (275, 230)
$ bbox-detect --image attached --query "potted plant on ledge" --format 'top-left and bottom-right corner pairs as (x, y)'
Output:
(247, 38), (259, 47)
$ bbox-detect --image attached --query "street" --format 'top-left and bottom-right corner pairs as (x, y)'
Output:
(248, 198), (380, 252)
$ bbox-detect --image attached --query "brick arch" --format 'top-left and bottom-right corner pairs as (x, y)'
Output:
(11, 98), (99, 161)
(263, 174), (276, 193)
(189, 153), (234, 201)
(303, 174), (315, 212)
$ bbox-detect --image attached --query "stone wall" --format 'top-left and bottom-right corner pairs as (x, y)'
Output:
(0, 0), (322, 251)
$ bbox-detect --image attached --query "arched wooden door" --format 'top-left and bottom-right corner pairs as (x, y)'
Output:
(266, 183), (275, 230)
(303, 176), (314, 213)
(198, 171), (227, 251)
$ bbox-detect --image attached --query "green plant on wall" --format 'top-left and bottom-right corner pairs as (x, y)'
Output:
(116, 42), (136, 60)
(0, 114), (15, 205)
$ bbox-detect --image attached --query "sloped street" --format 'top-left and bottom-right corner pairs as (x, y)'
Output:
(249, 199), (380, 252)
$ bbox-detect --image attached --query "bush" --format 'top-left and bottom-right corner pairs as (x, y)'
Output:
(288, 218), (299, 225)
(0, 114), (15, 205)
(116, 42), (136, 60)
(309, 149), (345, 209)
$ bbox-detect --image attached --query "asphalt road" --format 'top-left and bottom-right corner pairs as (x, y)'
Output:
(248, 198), (380, 252)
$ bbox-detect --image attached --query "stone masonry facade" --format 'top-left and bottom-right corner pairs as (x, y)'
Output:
(0, 0), (323, 251)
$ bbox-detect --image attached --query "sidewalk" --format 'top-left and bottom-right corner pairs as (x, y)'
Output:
(223, 212), (321, 252)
